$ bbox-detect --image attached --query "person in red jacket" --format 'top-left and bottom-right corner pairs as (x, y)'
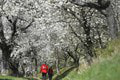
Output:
(48, 66), (53, 80)
(40, 63), (48, 80)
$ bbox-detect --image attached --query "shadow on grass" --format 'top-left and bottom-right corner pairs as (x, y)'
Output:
(25, 78), (39, 80)
(54, 66), (76, 80)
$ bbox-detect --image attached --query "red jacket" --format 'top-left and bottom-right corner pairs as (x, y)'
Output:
(40, 64), (48, 73)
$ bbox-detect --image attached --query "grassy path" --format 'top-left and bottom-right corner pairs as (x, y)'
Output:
(0, 75), (42, 80)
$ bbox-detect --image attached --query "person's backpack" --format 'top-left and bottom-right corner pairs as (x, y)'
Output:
(48, 68), (53, 74)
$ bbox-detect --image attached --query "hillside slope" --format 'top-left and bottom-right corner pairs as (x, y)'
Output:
(62, 39), (120, 80)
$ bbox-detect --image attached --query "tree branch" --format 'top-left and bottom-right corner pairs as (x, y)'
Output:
(69, 0), (110, 16)
(62, 5), (81, 22)
(69, 24), (84, 43)
(70, 0), (110, 9)
(20, 18), (34, 32)
(11, 17), (18, 40)
(6, 16), (18, 41)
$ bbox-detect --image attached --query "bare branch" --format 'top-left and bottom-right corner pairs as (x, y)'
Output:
(75, 43), (80, 52)
(62, 5), (81, 22)
(76, 2), (101, 9)
(20, 18), (34, 31)
(69, 24), (84, 43)
(69, 0), (110, 16)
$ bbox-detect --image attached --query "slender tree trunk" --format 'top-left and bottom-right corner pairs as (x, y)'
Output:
(85, 54), (93, 66)
(55, 47), (60, 74)
(34, 58), (38, 77)
(56, 59), (60, 74)
(74, 58), (79, 67)
(21, 65), (25, 77)
(64, 59), (67, 67)
(96, 27), (104, 48)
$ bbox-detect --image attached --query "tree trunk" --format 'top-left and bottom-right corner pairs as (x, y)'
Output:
(96, 27), (104, 48)
(0, 44), (19, 76)
(1, 45), (11, 75)
(74, 58), (79, 67)
(64, 59), (67, 67)
(106, 4), (118, 39)
(34, 58), (38, 77)
(56, 59), (60, 74)
(9, 62), (19, 76)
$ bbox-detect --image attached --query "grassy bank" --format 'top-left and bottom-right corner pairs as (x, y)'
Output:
(0, 75), (28, 80)
(62, 54), (120, 80)
(62, 39), (120, 80)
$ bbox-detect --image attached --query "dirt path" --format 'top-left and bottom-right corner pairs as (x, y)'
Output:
(27, 77), (41, 80)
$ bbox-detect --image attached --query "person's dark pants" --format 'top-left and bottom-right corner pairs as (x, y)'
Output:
(48, 74), (53, 80)
(42, 73), (47, 80)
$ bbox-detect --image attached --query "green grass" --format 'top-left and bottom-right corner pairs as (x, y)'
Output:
(96, 39), (120, 57)
(0, 75), (28, 80)
(62, 39), (120, 80)
(62, 54), (120, 80)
